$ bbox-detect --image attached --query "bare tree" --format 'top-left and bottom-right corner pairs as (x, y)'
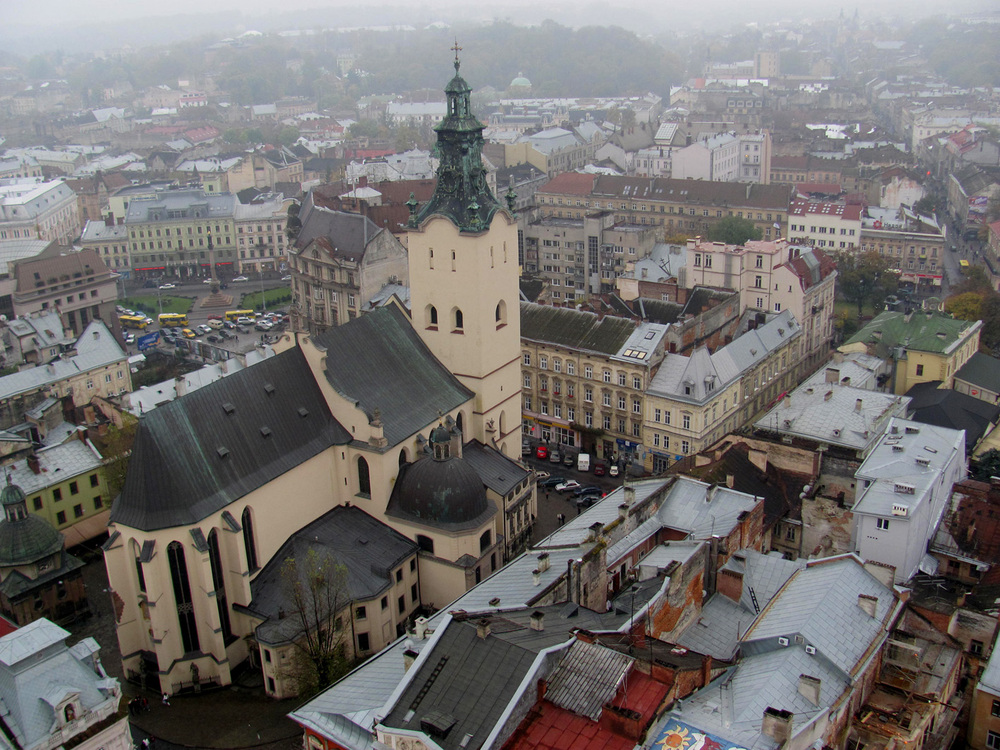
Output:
(280, 549), (352, 694)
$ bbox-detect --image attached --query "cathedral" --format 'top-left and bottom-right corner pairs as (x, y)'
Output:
(102, 55), (532, 697)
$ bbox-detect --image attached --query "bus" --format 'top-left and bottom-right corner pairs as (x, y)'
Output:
(119, 315), (148, 330)
(225, 309), (254, 322)
(959, 259), (970, 273)
(158, 313), (188, 327)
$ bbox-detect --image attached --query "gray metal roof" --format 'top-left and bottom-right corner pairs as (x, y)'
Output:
(249, 506), (418, 646)
(461, 441), (532, 497)
(379, 618), (541, 750)
(124, 188), (236, 223)
(0, 619), (119, 750)
(853, 418), (965, 519)
(314, 305), (473, 447)
(3, 440), (102, 497)
(295, 202), (383, 254)
(111, 346), (352, 531)
(0, 321), (127, 402)
(801, 352), (885, 391)
(955, 352), (1000, 392)
(754, 383), (910, 452)
(655, 477), (760, 539)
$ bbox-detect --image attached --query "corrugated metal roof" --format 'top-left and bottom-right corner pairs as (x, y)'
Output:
(546, 640), (633, 720)
(520, 303), (638, 357)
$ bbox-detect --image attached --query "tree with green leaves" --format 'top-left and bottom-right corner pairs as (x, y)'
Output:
(973, 449), (1000, 481)
(98, 415), (139, 503)
(280, 550), (352, 695)
(706, 216), (762, 246)
(945, 291), (984, 321)
(834, 251), (899, 317)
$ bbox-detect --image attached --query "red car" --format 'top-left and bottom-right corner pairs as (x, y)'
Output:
(593, 463), (606, 476)
(536, 445), (549, 460)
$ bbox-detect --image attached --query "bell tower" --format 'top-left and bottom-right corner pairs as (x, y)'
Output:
(407, 45), (522, 457)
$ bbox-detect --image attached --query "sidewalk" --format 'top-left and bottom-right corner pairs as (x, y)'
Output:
(130, 689), (301, 749)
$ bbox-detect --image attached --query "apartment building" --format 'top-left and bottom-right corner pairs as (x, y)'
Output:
(79, 218), (130, 273)
(672, 130), (771, 184)
(859, 206), (946, 291)
(0, 179), (80, 246)
(644, 310), (804, 472)
(535, 174), (792, 241)
(520, 303), (668, 462)
(680, 238), (837, 371)
(233, 194), (293, 274)
(521, 212), (657, 298)
(787, 198), (863, 251)
(123, 188), (238, 280)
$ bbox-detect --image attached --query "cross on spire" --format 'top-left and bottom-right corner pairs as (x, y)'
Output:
(451, 39), (462, 72)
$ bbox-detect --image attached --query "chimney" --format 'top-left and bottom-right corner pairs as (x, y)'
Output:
(529, 611), (545, 631)
(532, 568), (541, 586)
(701, 653), (713, 687)
(414, 616), (429, 640)
(403, 649), (419, 672)
(761, 708), (793, 743)
(824, 390), (833, 401)
(105, 213), (115, 227)
(798, 674), (821, 706)
(855, 398), (863, 412)
(93, 330), (100, 340)
(476, 618), (491, 640)
(537, 552), (550, 573)
(857, 594), (878, 617)
(619, 503), (629, 520)
(624, 483), (636, 506)
(825, 367), (839, 384)
(27, 455), (40, 475)
(784, 394), (791, 408)
(726, 474), (735, 488)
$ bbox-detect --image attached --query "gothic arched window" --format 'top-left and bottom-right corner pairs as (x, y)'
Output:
(168, 541), (200, 654)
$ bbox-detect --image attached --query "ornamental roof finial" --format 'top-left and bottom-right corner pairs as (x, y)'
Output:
(451, 39), (462, 73)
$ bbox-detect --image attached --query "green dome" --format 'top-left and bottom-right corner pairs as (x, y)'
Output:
(0, 482), (26, 508)
(0, 481), (62, 567)
(430, 423), (451, 445)
(510, 74), (531, 88)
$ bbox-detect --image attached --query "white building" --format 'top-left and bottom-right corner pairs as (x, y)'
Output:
(0, 179), (80, 246)
(852, 418), (967, 583)
(787, 198), (862, 251)
(0, 619), (132, 750)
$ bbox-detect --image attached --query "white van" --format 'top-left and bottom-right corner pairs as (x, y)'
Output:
(577, 453), (591, 472)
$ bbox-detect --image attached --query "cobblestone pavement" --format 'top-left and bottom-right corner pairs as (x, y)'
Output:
(69, 549), (302, 749)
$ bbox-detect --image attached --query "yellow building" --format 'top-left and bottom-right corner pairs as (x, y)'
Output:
(840, 310), (981, 395)
(123, 188), (237, 280)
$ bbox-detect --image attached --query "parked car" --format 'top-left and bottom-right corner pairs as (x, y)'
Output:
(538, 476), (566, 488)
(535, 445), (549, 460)
(203, 277), (214, 283)
(575, 495), (601, 509)
(206, 334), (220, 343)
(124, 333), (135, 344)
(549, 450), (561, 463)
(206, 319), (223, 329)
(255, 321), (273, 332)
(236, 316), (254, 325)
(563, 453), (575, 467)
(555, 480), (581, 493)
(181, 328), (196, 339)
(609, 464), (620, 477)
(233, 275), (249, 282)
(158, 283), (176, 290)
(196, 324), (212, 335)
(223, 320), (236, 330)
(593, 463), (606, 476)
(533, 470), (550, 480)
(572, 485), (603, 497)
(281, 275), (292, 281)
(522, 442), (531, 456)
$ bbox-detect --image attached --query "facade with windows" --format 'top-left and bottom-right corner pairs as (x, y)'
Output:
(535, 173), (792, 242)
(520, 212), (657, 297)
(787, 199), (862, 250)
(0, 178), (80, 246)
(971, 631), (1000, 750)
(644, 310), (804, 472)
(4, 437), (111, 545)
(233, 194), (293, 274)
(80, 218), (131, 272)
(520, 303), (668, 461)
(859, 206), (946, 291)
(288, 199), (408, 335)
(124, 188), (238, 279)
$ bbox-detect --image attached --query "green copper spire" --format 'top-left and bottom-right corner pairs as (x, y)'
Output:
(410, 44), (507, 233)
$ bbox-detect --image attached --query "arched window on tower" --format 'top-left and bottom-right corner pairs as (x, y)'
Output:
(64, 705), (75, 723)
(242, 508), (258, 573)
(496, 300), (506, 328)
(454, 308), (463, 331)
(427, 305), (438, 328)
(399, 449), (408, 466)
(132, 539), (146, 594)
(168, 541), (200, 654)
(416, 535), (435, 554)
(455, 412), (463, 435)
(480, 530), (492, 553)
(357, 456), (371, 496)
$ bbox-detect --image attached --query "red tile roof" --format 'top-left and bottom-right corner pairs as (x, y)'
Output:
(541, 172), (598, 196)
(504, 670), (667, 750)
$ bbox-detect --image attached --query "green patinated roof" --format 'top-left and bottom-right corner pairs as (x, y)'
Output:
(844, 310), (979, 355)
(520, 302), (638, 355)
(410, 57), (511, 233)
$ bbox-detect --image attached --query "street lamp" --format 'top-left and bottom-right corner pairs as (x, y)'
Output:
(260, 268), (267, 312)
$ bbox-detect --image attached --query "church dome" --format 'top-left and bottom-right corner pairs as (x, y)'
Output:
(510, 73), (531, 88)
(391, 454), (491, 528)
(0, 481), (62, 567)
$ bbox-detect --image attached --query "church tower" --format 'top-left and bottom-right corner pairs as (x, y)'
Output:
(407, 46), (522, 457)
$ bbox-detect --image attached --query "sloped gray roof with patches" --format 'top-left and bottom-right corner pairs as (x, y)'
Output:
(111, 346), (352, 531)
(461, 441), (531, 497)
(520, 302), (638, 356)
(546, 639), (633, 720)
(314, 305), (473, 447)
